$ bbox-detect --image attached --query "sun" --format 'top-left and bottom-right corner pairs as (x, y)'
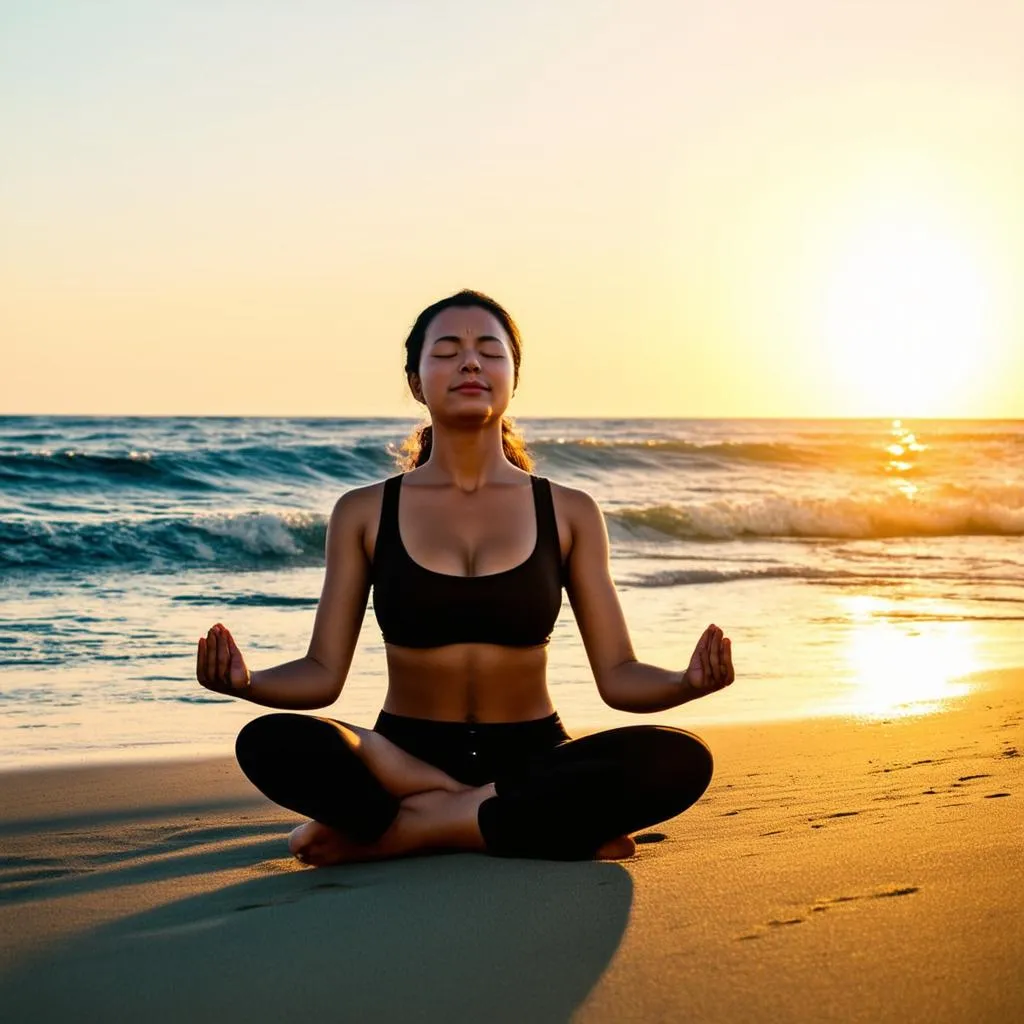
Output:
(819, 211), (995, 417)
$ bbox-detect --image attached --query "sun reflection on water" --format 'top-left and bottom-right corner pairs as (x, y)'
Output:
(885, 419), (928, 500)
(840, 595), (977, 718)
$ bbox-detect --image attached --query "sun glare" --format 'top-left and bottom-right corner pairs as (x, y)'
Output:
(820, 211), (995, 417)
(840, 595), (977, 717)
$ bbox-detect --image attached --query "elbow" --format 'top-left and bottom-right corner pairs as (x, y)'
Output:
(596, 659), (636, 711)
(305, 655), (345, 709)
(315, 679), (344, 709)
(600, 692), (635, 712)
(596, 679), (631, 712)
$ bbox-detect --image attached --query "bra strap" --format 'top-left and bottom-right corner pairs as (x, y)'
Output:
(531, 476), (562, 565)
(377, 474), (404, 551)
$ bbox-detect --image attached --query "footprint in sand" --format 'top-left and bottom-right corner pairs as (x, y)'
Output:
(807, 810), (861, 828)
(735, 886), (920, 942)
(233, 878), (355, 913)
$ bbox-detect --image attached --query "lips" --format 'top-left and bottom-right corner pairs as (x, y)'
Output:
(453, 383), (488, 392)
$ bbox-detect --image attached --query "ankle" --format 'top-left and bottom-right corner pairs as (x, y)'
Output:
(398, 784), (495, 852)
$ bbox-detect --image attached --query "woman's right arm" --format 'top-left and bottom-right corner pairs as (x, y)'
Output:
(198, 487), (373, 710)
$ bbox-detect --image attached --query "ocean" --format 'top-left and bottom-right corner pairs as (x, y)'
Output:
(2, 415), (1022, 768)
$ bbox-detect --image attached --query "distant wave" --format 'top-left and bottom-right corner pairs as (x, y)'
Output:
(0, 511), (328, 572)
(621, 566), (1024, 590)
(607, 491), (1024, 541)
(526, 436), (996, 474)
(619, 566), (850, 587)
(531, 437), (856, 471)
(0, 442), (396, 493)
(171, 593), (320, 608)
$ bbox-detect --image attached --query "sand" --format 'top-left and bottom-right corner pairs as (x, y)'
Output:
(1, 668), (1021, 1023)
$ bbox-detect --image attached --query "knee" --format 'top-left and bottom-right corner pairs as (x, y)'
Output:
(235, 712), (302, 775)
(639, 726), (714, 810)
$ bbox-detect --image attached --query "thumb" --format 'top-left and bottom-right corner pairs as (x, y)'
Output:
(228, 636), (249, 687)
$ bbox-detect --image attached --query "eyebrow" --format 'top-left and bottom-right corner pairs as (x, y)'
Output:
(430, 334), (504, 345)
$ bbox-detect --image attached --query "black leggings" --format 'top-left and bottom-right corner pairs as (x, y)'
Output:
(235, 710), (714, 861)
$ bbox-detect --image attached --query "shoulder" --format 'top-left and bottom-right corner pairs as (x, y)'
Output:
(548, 479), (602, 518)
(329, 476), (399, 536)
(547, 479), (606, 542)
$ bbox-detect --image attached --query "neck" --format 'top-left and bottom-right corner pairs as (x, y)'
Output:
(418, 420), (516, 491)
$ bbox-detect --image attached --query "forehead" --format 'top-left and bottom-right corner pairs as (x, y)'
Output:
(425, 305), (508, 344)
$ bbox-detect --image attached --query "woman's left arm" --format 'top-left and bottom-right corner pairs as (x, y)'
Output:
(562, 487), (735, 712)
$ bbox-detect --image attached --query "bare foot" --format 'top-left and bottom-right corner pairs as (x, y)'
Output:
(594, 835), (637, 860)
(288, 817), (417, 866)
(288, 783), (497, 866)
(289, 820), (354, 866)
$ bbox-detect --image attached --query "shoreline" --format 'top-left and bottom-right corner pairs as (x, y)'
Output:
(1, 665), (1020, 1022)
(3, 664), (1019, 777)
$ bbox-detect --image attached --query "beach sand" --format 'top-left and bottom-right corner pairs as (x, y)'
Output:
(1, 668), (1020, 1023)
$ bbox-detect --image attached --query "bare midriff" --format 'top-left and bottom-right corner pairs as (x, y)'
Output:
(380, 642), (556, 723)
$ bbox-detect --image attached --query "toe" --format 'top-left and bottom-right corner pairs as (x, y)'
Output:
(289, 819), (326, 858)
(595, 835), (637, 860)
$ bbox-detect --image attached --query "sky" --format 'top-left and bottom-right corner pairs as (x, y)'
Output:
(2, 0), (1023, 419)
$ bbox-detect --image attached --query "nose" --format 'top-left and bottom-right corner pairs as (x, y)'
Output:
(460, 350), (482, 372)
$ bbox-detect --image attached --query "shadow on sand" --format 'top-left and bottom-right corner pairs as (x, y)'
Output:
(1, 812), (633, 1024)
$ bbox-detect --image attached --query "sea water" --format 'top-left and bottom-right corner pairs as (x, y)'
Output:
(1, 415), (1022, 767)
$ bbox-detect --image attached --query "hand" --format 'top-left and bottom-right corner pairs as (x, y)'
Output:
(196, 623), (252, 697)
(684, 624), (734, 698)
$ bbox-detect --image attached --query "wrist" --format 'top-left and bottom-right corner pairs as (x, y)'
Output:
(678, 668), (697, 704)
(238, 667), (254, 700)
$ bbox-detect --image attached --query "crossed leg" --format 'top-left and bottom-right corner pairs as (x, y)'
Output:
(236, 715), (636, 866)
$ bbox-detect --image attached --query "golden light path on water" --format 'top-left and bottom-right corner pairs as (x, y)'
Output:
(840, 594), (978, 718)
(885, 419), (926, 500)
(838, 420), (979, 718)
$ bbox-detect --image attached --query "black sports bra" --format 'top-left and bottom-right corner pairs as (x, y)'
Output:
(370, 474), (566, 648)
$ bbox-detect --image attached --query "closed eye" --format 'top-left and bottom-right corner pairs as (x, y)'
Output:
(432, 348), (505, 358)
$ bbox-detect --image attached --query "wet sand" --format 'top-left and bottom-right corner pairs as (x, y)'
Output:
(1, 667), (1020, 1023)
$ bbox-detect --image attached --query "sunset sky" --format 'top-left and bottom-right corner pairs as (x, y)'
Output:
(3, 0), (1022, 419)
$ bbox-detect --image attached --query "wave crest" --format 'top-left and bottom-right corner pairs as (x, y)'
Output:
(0, 511), (328, 572)
(608, 492), (1024, 541)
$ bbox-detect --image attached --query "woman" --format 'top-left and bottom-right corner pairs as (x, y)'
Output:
(196, 289), (735, 866)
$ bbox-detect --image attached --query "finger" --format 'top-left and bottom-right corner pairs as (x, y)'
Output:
(206, 627), (219, 683)
(228, 637), (247, 690)
(699, 632), (711, 690)
(226, 630), (243, 665)
(723, 637), (734, 684)
(216, 627), (230, 679)
(197, 637), (207, 684)
(716, 628), (728, 684)
(709, 627), (722, 683)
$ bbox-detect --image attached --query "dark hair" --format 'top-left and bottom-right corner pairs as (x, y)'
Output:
(392, 288), (534, 472)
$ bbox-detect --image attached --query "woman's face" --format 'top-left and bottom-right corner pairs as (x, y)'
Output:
(412, 305), (516, 422)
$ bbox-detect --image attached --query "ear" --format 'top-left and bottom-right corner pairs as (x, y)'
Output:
(408, 373), (426, 405)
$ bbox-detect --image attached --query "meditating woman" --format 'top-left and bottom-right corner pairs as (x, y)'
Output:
(195, 288), (735, 865)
